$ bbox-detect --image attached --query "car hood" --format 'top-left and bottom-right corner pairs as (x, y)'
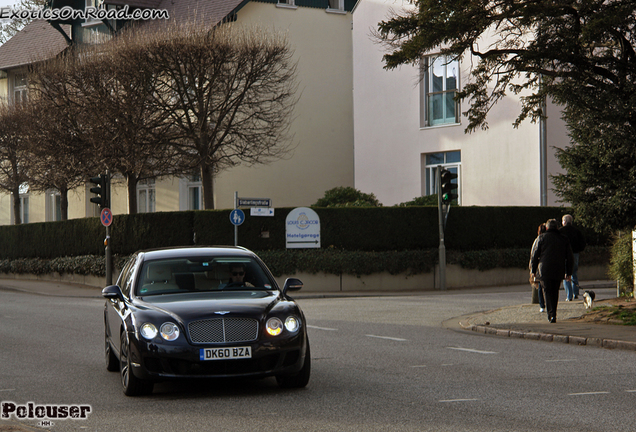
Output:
(135, 290), (281, 322)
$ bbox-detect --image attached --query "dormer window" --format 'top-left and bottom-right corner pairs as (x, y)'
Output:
(327, 0), (344, 12)
(84, 0), (101, 26)
(277, 0), (297, 9)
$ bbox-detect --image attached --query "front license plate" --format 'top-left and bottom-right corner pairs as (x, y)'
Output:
(200, 346), (252, 361)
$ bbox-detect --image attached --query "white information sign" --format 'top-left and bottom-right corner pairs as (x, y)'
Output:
(286, 207), (320, 249)
(251, 207), (274, 217)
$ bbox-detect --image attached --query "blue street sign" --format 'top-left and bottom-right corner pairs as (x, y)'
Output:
(229, 209), (245, 226)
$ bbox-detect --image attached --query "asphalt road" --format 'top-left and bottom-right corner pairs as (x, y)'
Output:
(1, 286), (635, 431)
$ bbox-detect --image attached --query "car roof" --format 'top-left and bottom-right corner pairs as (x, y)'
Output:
(138, 246), (257, 261)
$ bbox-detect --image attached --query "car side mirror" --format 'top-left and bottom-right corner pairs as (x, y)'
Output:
(102, 285), (125, 302)
(282, 278), (303, 297)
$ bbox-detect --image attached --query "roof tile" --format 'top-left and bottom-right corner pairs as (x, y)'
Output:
(0, 20), (70, 70)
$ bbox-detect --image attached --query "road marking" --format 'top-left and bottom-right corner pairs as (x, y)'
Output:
(446, 347), (498, 354)
(410, 365), (427, 368)
(366, 334), (407, 342)
(568, 391), (610, 396)
(307, 325), (338, 331)
(626, 390), (636, 393)
(0, 389), (15, 392)
(546, 359), (577, 362)
(439, 399), (478, 403)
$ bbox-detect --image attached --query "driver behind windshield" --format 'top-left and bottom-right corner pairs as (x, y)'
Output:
(227, 264), (254, 287)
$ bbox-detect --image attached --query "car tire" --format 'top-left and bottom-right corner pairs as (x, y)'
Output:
(120, 330), (153, 396)
(105, 331), (119, 372)
(276, 340), (311, 389)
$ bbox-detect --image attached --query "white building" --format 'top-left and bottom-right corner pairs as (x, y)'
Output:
(351, 0), (569, 207)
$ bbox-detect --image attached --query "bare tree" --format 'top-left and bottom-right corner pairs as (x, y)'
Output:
(26, 54), (99, 220)
(0, 102), (31, 224)
(135, 22), (299, 209)
(71, 38), (182, 213)
(21, 98), (95, 220)
(29, 38), (181, 214)
(0, 0), (49, 45)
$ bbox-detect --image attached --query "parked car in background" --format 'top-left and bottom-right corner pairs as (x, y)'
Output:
(102, 246), (310, 396)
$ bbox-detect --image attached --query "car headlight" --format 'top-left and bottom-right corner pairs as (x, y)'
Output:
(160, 322), (180, 341)
(266, 317), (283, 336)
(140, 323), (158, 340)
(285, 316), (300, 332)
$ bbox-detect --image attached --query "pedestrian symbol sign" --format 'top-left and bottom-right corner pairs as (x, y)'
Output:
(229, 209), (245, 226)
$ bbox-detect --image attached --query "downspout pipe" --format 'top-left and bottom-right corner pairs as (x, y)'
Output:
(539, 81), (548, 206)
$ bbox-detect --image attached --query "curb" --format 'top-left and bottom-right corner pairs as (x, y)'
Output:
(461, 323), (636, 351)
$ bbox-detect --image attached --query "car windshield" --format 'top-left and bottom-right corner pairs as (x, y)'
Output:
(136, 256), (275, 296)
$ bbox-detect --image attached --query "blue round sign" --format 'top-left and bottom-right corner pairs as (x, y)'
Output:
(229, 209), (245, 226)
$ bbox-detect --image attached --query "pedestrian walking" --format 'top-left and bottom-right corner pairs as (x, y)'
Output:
(559, 214), (586, 301)
(529, 223), (547, 312)
(530, 219), (574, 323)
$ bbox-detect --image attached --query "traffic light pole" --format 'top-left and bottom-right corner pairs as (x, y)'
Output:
(437, 166), (446, 291)
(90, 171), (113, 286)
(106, 224), (112, 286)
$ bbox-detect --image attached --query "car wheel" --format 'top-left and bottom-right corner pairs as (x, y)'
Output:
(105, 331), (119, 372)
(276, 340), (311, 389)
(120, 330), (153, 396)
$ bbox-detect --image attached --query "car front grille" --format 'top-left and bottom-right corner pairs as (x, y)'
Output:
(188, 318), (259, 343)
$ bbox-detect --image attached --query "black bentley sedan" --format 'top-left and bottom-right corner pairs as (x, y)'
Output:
(102, 246), (310, 396)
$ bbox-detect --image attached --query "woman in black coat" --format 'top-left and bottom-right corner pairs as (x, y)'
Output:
(530, 219), (574, 323)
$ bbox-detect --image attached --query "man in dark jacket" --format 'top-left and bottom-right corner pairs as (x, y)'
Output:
(530, 219), (574, 323)
(560, 214), (586, 300)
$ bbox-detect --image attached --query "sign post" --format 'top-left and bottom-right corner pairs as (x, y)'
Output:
(230, 192), (246, 246)
(100, 207), (113, 286)
(229, 208), (245, 246)
(232, 193), (273, 245)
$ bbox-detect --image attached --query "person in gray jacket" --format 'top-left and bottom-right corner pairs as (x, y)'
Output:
(530, 219), (574, 323)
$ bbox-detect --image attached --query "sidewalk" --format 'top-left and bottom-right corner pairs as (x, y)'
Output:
(1, 278), (634, 351)
(449, 281), (636, 351)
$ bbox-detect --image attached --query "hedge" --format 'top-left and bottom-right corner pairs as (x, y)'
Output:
(0, 206), (607, 260)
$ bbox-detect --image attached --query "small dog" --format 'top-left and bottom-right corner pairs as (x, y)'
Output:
(583, 290), (596, 309)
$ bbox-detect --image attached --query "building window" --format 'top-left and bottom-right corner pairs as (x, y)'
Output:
(423, 151), (461, 203)
(277, 0), (297, 8)
(187, 174), (202, 210)
(47, 191), (62, 222)
(137, 178), (156, 213)
(84, 0), (100, 25)
(421, 55), (459, 127)
(327, 0), (344, 12)
(14, 73), (27, 106)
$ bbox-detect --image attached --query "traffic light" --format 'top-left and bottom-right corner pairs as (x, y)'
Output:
(89, 174), (110, 209)
(440, 169), (458, 204)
